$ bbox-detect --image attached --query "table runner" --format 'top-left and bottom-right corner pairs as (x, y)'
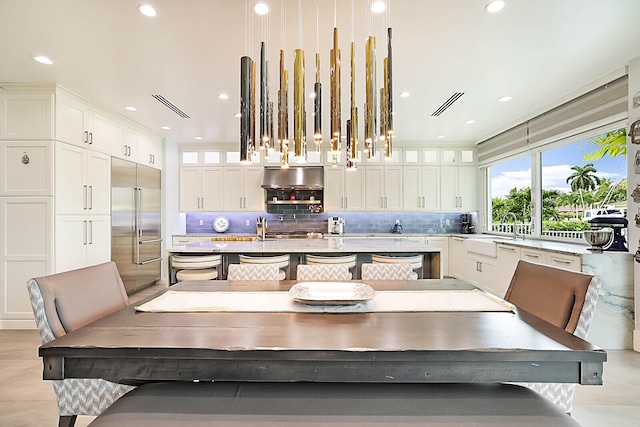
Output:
(135, 289), (513, 313)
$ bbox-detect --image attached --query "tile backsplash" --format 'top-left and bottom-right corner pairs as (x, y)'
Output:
(186, 211), (477, 235)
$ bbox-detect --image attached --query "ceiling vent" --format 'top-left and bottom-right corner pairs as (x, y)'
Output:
(151, 94), (190, 118)
(431, 92), (465, 116)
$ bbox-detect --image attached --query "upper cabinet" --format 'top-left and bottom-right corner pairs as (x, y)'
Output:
(441, 148), (476, 165)
(0, 141), (53, 197)
(55, 93), (110, 154)
(0, 90), (54, 140)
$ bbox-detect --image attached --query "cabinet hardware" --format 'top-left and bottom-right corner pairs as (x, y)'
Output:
(88, 186), (92, 210)
(88, 220), (93, 244)
(83, 185), (88, 210)
(83, 220), (87, 245)
(499, 246), (516, 252)
(551, 259), (571, 265)
(84, 131), (89, 144)
(201, 198), (204, 209)
(22, 152), (30, 164)
(88, 132), (93, 145)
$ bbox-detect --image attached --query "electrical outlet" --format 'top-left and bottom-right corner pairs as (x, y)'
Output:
(245, 219), (250, 226)
(199, 219), (204, 226)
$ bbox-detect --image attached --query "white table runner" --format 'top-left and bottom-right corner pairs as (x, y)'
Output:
(135, 289), (513, 313)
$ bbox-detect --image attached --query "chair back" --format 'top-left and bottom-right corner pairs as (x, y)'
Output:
(361, 263), (414, 280)
(26, 262), (134, 422)
(172, 254), (221, 269)
(504, 260), (593, 333)
(306, 254), (357, 268)
(239, 254), (290, 280)
(296, 264), (351, 281)
(371, 254), (423, 279)
(227, 263), (280, 281)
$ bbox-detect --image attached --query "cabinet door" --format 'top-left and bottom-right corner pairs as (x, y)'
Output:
(0, 92), (54, 140)
(55, 142), (86, 214)
(0, 141), (53, 196)
(440, 166), (458, 211)
(448, 237), (468, 280)
(496, 244), (521, 298)
(324, 167), (345, 211)
(109, 121), (127, 160)
(54, 215), (88, 272)
(402, 166), (422, 211)
(179, 167), (202, 212)
(201, 167), (224, 211)
(457, 165), (478, 211)
(86, 110), (110, 154)
(344, 167), (365, 211)
(85, 151), (111, 214)
(223, 168), (244, 211)
(85, 215), (111, 267)
(426, 237), (448, 277)
(521, 248), (545, 264)
(243, 167), (264, 211)
(137, 133), (162, 169)
(547, 253), (581, 271)
(422, 166), (440, 210)
(365, 166), (385, 211)
(55, 95), (86, 147)
(384, 166), (403, 210)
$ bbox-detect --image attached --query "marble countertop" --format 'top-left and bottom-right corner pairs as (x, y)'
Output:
(167, 237), (441, 254)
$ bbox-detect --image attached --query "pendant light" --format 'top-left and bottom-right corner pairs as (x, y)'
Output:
(278, 1), (289, 168)
(313, 0), (322, 152)
(347, 0), (358, 170)
(364, 0), (377, 160)
(239, 0), (253, 164)
(330, 0), (341, 154)
(293, 0), (306, 160)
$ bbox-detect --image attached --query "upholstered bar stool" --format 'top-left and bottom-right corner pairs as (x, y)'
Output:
(239, 254), (290, 280)
(371, 254), (424, 279)
(227, 263), (280, 281)
(296, 264), (351, 281)
(305, 254), (357, 279)
(360, 263), (415, 280)
(172, 254), (221, 281)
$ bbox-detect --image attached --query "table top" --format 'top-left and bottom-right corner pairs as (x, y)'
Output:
(167, 237), (442, 254)
(39, 279), (606, 386)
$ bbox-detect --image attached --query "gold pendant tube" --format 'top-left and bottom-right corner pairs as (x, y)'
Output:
(365, 36), (377, 158)
(330, 27), (341, 153)
(293, 49), (305, 158)
(251, 60), (257, 154)
(350, 41), (358, 161)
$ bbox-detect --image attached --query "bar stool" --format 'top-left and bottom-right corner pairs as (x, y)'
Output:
(296, 264), (351, 281)
(227, 264), (280, 281)
(172, 254), (221, 282)
(239, 254), (290, 280)
(361, 263), (415, 280)
(371, 254), (424, 279)
(305, 254), (357, 279)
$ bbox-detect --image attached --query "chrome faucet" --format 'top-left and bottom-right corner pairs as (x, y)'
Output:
(500, 212), (519, 239)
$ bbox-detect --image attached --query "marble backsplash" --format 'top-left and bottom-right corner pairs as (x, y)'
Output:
(186, 211), (477, 235)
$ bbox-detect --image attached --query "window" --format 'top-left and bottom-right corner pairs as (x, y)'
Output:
(489, 155), (532, 236)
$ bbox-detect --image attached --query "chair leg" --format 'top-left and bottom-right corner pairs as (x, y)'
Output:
(59, 415), (77, 427)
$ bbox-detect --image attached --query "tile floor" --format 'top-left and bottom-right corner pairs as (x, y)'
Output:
(1, 283), (638, 427)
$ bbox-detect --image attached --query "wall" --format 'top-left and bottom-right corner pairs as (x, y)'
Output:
(186, 211), (475, 235)
(162, 137), (184, 284)
(628, 55), (640, 352)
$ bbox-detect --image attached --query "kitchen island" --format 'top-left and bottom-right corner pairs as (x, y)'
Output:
(167, 237), (442, 282)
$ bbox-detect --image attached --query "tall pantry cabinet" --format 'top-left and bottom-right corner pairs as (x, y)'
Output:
(0, 84), (162, 328)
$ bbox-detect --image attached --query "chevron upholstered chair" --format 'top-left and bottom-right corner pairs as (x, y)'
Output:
(505, 260), (601, 414)
(296, 264), (352, 281)
(360, 263), (414, 280)
(227, 263), (280, 281)
(27, 262), (134, 427)
(304, 254), (357, 279)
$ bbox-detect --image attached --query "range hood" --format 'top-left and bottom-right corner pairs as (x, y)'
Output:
(261, 166), (324, 190)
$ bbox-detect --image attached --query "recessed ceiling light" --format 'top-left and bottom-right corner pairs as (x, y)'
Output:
(465, 119), (476, 124)
(33, 55), (53, 65)
(195, 136), (203, 140)
(437, 135), (446, 139)
(137, 4), (157, 17)
(218, 93), (229, 100)
(370, 1), (386, 14)
(498, 96), (512, 102)
(235, 113), (242, 118)
(125, 106), (137, 111)
(161, 126), (171, 130)
(485, 1), (505, 13)
(253, 3), (269, 15)
(399, 91), (410, 98)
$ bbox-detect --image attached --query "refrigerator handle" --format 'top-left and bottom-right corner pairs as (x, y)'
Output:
(134, 188), (142, 264)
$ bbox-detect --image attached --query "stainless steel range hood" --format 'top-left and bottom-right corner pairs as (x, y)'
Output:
(261, 166), (324, 189)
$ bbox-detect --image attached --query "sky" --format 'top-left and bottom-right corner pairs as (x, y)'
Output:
(490, 138), (627, 198)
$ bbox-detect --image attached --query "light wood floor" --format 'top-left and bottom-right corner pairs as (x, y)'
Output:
(1, 282), (638, 426)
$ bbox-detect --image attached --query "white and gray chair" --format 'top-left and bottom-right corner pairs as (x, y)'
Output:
(371, 254), (424, 279)
(305, 254), (357, 279)
(296, 264), (351, 281)
(360, 263), (414, 281)
(227, 263), (280, 281)
(171, 254), (221, 281)
(239, 254), (290, 280)
(505, 260), (601, 414)
(27, 262), (135, 427)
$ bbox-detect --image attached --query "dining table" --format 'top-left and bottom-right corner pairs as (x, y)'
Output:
(38, 279), (606, 388)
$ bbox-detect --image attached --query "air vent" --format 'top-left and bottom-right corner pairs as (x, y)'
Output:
(431, 92), (465, 116)
(151, 94), (190, 118)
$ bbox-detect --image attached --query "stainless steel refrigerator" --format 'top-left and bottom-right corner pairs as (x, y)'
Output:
(111, 158), (162, 294)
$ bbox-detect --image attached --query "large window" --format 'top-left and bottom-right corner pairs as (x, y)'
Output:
(489, 155), (532, 236)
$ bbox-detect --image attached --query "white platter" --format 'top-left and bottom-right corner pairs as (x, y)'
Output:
(289, 282), (376, 305)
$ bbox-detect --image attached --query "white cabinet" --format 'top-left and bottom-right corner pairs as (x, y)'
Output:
(172, 235), (213, 246)
(136, 133), (162, 169)
(425, 236), (449, 277)
(54, 215), (111, 273)
(324, 166), (366, 211)
(495, 243), (521, 298)
(403, 165), (440, 211)
(365, 165), (403, 211)
(441, 148), (476, 165)
(180, 167), (224, 212)
(441, 165), (478, 211)
(55, 94), (110, 154)
(449, 236), (469, 280)
(402, 148), (439, 165)
(521, 248), (546, 264)
(0, 197), (53, 325)
(180, 148), (222, 166)
(466, 252), (498, 292)
(223, 166), (263, 211)
(55, 142), (111, 215)
(0, 141), (53, 197)
(0, 90), (54, 140)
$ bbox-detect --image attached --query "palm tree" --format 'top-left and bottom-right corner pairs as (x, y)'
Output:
(566, 164), (601, 191)
(583, 129), (627, 161)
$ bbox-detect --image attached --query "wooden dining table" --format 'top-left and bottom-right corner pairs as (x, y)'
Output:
(39, 279), (606, 387)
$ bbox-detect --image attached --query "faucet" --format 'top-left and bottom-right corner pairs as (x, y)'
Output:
(500, 212), (519, 239)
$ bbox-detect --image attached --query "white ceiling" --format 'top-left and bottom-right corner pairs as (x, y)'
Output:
(1, 0), (639, 146)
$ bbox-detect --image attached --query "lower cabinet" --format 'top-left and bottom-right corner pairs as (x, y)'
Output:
(495, 243), (521, 298)
(466, 253), (497, 292)
(448, 237), (469, 281)
(55, 215), (111, 273)
(425, 237), (449, 277)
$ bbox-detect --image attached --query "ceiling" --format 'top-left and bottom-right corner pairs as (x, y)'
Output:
(1, 0), (640, 146)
